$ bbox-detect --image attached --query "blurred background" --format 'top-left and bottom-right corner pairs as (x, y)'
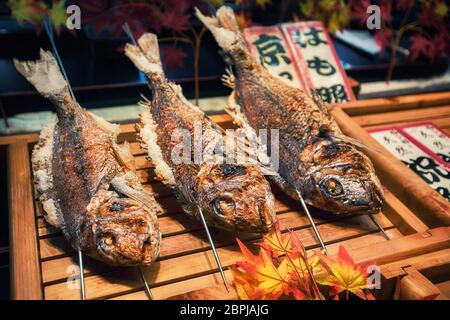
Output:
(0, 0), (449, 299)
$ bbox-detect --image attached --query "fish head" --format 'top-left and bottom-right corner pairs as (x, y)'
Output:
(196, 164), (276, 232)
(304, 141), (384, 214)
(82, 191), (160, 266)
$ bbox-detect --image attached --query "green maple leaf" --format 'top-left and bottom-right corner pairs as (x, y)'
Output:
(49, 0), (68, 34)
(256, 0), (272, 9)
(9, 0), (45, 24)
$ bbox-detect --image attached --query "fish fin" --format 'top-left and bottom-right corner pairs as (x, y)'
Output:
(221, 66), (236, 89)
(87, 112), (121, 137)
(332, 134), (384, 156)
(110, 173), (163, 215)
(14, 49), (69, 100)
(31, 118), (64, 228)
(225, 91), (249, 129)
(195, 6), (243, 51)
(311, 89), (330, 115)
(112, 141), (136, 172)
(137, 109), (176, 185)
(124, 33), (164, 77)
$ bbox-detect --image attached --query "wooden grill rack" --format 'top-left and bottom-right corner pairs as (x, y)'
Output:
(4, 91), (450, 300)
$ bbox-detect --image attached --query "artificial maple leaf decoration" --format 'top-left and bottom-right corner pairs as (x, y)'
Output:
(315, 245), (375, 300)
(259, 222), (294, 257)
(285, 230), (324, 300)
(231, 264), (258, 300)
(233, 239), (291, 300)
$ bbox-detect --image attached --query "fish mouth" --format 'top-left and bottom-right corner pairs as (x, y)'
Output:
(94, 230), (159, 266)
(91, 208), (160, 266)
(208, 194), (276, 232)
(256, 200), (276, 232)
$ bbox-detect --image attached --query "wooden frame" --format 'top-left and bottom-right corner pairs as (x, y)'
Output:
(4, 91), (450, 300)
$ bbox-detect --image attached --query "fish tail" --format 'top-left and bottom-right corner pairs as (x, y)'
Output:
(124, 33), (164, 79)
(14, 49), (70, 101)
(195, 6), (245, 54)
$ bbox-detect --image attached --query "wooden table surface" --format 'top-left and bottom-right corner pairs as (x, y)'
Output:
(2, 91), (450, 300)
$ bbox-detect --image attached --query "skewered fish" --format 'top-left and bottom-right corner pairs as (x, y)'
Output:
(196, 6), (383, 214)
(14, 50), (162, 266)
(124, 33), (276, 232)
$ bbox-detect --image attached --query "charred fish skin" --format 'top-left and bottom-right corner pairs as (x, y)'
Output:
(14, 50), (162, 266)
(197, 7), (383, 215)
(125, 33), (276, 232)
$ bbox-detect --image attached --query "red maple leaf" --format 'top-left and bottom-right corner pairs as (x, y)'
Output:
(427, 32), (450, 62)
(76, 0), (112, 35)
(380, 0), (392, 23)
(417, 7), (443, 29)
(373, 29), (392, 54)
(351, 0), (371, 27)
(395, 0), (414, 11)
(409, 35), (431, 61)
(160, 46), (188, 71)
(161, 0), (191, 31)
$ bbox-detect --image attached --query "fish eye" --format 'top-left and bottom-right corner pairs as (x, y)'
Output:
(110, 202), (124, 211)
(99, 233), (116, 251)
(212, 198), (236, 217)
(220, 164), (246, 177)
(319, 177), (344, 197)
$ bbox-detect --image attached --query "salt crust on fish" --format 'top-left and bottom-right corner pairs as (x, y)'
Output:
(138, 108), (176, 185)
(31, 111), (133, 228)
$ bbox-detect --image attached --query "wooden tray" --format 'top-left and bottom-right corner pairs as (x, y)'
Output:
(5, 92), (450, 300)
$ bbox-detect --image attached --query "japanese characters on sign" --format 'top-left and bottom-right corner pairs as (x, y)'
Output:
(243, 22), (355, 104)
(243, 26), (305, 89)
(370, 124), (450, 201)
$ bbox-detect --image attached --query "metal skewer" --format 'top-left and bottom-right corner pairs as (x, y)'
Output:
(122, 23), (229, 292)
(41, 16), (76, 101)
(77, 250), (86, 300)
(122, 23), (138, 46)
(197, 206), (230, 292)
(295, 190), (329, 255)
(139, 267), (154, 299)
(369, 214), (390, 240)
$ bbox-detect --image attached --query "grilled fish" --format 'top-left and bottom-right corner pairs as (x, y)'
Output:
(124, 33), (276, 232)
(14, 50), (162, 266)
(197, 7), (384, 214)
